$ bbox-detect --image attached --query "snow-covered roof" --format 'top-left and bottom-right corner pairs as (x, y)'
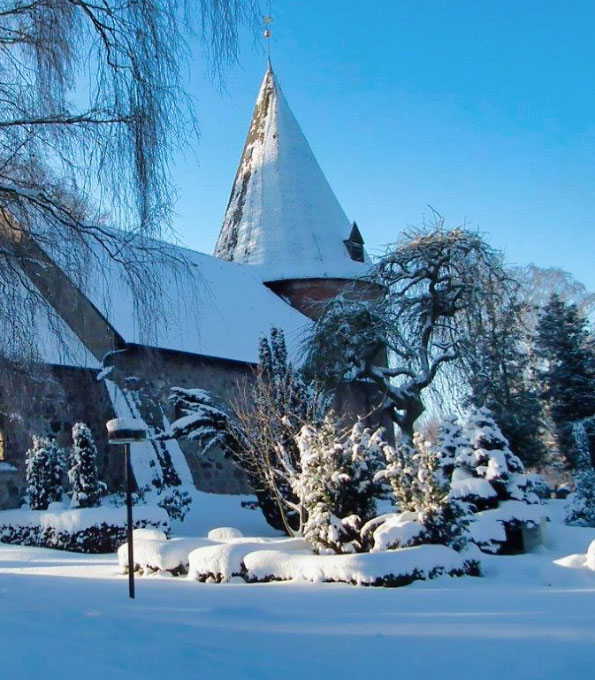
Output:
(77, 239), (311, 365)
(14, 275), (100, 370)
(214, 65), (370, 283)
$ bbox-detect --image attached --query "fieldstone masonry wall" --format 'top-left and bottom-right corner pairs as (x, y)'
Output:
(0, 346), (391, 509)
(112, 345), (253, 495)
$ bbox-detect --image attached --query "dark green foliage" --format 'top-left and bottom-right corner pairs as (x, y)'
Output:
(462, 296), (548, 469)
(157, 487), (192, 522)
(25, 436), (63, 510)
(534, 294), (595, 467)
(69, 423), (102, 509)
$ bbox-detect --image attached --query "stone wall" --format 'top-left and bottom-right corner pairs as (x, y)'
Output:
(0, 344), (392, 510)
(110, 345), (253, 494)
(0, 366), (115, 509)
(0, 349), (255, 509)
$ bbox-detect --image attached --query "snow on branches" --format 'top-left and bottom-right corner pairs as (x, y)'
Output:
(68, 423), (102, 509)
(292, 417), (385, 554)
(307, 226), (510, 441)
(371, 433), (471, 552)
(448, 407), (540, 509)
(566, 420), (595, 527)
(25, 436), (63, 510)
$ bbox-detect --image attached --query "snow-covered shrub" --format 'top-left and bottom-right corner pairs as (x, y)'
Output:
(566, 421), (595, 527)
(242, 544), (480, 587)
(373, 433), (471, 552)
(438, 408), (545, 553)
(188, 538), (309, 583)
(207, 527), (243, 540)
(526, 473), (551, 500)
(293, 417), (384, 554)
(470, 500), (547, 554)
(566, 471), (595, 527)
(0, 506), (169, 553)
(434, 415), (465, 485)
(25, 436), (63, 510)
(448, 407), (539, 509)
(120, 537), (213, 576)
(337, 420), (386, 520)
(68, 423), (103, 509)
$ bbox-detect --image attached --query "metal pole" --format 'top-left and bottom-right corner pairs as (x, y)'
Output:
(124, 442), (135, 599)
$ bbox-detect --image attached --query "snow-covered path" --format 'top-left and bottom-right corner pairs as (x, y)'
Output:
(1, 536), (595, 680)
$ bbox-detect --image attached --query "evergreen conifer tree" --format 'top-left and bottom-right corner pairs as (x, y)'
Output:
(535, 294), (595, 467)
(375, 433), (471, 551)
(450, 407), (539, 508)
(25, 436), (63, 510)
(463, 297), (548, 469)
(69, 423), (102, 509)
(565, 421), (595, 526)
(294, 417), (384, 554)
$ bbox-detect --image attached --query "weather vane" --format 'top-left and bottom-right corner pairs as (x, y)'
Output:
(263, 14), (273, 59)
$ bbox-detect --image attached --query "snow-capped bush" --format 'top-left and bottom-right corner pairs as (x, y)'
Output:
(120, 537), (213, 576)
(69, 423), (102, 509)
(373, 433), (471, 552)
(242, 544), (480, 587)
(25, 436), (63, 510)
(188, 538), (307, 583)
(208, 527), (244, 541)
(447, 407), (539, 509)
(293, 417), (384, 554)
(0, 506), (169, 553)
(431, 408), (546, 553)
(566, 471), (595, 527)
(368, 512), (425, 551)
(526, 473), (551, 500)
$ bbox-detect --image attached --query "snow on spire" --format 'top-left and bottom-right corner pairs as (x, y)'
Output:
(214, 65), (369, 282)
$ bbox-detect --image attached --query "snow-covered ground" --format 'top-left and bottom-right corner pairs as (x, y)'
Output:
(1, 498), (595, 680)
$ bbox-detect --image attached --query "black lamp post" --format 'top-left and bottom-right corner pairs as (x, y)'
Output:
(106, 418), (147, 599)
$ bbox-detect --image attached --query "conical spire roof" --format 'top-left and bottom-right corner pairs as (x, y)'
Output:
(214, 65), (369, 282)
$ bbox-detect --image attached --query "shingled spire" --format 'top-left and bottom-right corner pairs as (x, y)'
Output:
(214, 64), (369, 282)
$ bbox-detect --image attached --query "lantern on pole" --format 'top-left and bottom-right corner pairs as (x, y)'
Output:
(106, 418), (147, 599)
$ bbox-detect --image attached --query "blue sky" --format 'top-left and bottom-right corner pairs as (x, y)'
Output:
(173, 0), (595, 290)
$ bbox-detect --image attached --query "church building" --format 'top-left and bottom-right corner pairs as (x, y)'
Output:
(0, 66), (377, 509)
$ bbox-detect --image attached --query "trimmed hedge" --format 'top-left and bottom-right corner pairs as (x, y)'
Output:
(0, 506), (169, 554)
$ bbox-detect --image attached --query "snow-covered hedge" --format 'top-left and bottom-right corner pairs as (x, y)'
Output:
(183, 540), (479, 587)
(242, 544), (480, 587)
(119, 532), (304, 577)
(0, 505), (169, 553)
(118, 537), (214, 575)
(188, 538), (308, 583)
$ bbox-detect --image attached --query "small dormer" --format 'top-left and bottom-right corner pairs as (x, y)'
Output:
(343, 222), (365, 263)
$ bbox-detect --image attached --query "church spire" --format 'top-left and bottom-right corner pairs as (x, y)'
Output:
(214, 66), (368, 282)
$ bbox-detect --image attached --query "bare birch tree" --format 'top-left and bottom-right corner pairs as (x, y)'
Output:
(0, 1), (258, 403)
